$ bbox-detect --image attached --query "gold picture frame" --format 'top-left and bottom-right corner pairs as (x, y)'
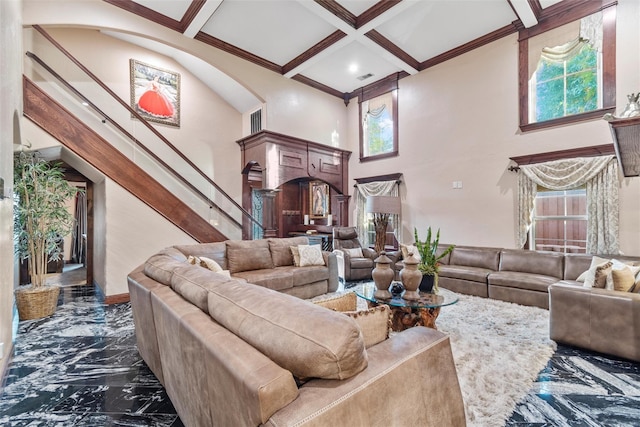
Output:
(309, 181), (330, 218)
(130, 59), (181, 127)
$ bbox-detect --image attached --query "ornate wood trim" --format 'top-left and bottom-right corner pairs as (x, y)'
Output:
(420, 23), (518, 71)
(283, 30), (347, 75)
(315, 0), (356, 27)
(354, 173), (403, 185)
(365, 30), (420, 71)
(357, 0), (402, 28)
(194, 31), (282, 74)
(509, 144), (615, 166)
(290, 75), (346, 100)
(103, 0), (205, 33)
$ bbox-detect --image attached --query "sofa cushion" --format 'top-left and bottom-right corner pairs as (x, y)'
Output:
(232, 269), (293, 291)
(351, 257), (375, 269)
(144, 247), (188, 285)
(268, 237), (309, 267)
(286, 265), (329, 286)
(449, 246), (501, 270)
(206, 281), (368, 380)
(226, 239), (274, 273)
(488, 271), (559, 293)
(438, 265), (493, 282)
(174, 242), (228, 270)
(170, 265), (237, 313)
(499, 249), (564, 279)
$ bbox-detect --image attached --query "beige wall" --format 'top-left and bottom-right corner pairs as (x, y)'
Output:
(102, 178), (197, 296)
(0, 0), (21, 367)
(348, 0), (640, 254)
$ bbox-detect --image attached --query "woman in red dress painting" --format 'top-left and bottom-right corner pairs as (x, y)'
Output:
(137, 76), (174, 119)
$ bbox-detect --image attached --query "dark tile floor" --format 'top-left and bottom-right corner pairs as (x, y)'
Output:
(1, 283), (639, 426)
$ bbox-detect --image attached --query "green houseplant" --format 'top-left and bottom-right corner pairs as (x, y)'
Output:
(414, 226), (454, 292)
(13, 151), (81, 320)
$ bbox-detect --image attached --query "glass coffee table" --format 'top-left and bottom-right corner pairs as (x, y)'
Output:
(355, 282), (459, 331)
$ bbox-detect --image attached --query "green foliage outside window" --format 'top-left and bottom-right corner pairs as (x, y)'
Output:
(533, 43), (598, 122)
(365, 108), (394, 156)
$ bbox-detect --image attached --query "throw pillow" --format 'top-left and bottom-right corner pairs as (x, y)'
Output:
(593, 261), (613, 289)
(199, 256), (224, 273)
(298, 245), (325, 267)
(290, 246), (301, 267)
(313, 292), (357, 312)
(611, 267), (638, 292)
(187, 255), (201, 265)
(580, 256), (612, 287)
(605, 260), (640, 291)
(400, 244), (421, 261)
(344, 247), (364, 258)
(344, 305), (391, 348)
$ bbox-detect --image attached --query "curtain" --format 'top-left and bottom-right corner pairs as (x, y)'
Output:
(517, 155), (618, 254)
(528, 11), (602, 78)
(354, 180), (399, 247)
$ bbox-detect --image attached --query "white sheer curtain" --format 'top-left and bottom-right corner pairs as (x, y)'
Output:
(517, 155), (619, 254)
(354, 180), (399, 247)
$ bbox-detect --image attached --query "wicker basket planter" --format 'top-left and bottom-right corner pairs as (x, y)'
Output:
(15, 285), (60, 321)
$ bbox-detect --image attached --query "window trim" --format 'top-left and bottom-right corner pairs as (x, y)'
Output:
(358, 74), (400, 163)
(518, 1), (617, 133)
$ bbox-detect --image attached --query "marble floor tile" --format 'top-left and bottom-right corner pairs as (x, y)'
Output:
(1, 283), (638, 426)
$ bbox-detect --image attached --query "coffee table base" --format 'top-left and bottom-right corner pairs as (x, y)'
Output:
(368, 302), (441, 331)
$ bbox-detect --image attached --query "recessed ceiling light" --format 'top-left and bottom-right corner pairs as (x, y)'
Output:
(81, 102), (89, 106)
(348, 63), (358, 74)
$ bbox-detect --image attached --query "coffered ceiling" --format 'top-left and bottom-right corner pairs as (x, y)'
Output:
(105, 0), (568, 99)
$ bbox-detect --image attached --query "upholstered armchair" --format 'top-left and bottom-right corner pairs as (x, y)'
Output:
(332, 227), (377, 281)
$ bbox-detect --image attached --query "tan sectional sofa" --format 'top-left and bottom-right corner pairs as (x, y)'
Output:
(395, 245), (640, 362)
(172, 236), (338, 299)
(128, 239), (467, 426)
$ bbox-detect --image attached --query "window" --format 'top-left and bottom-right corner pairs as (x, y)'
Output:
(360, 91), (397, 160)
(531, 188), (587, 253)
(358, 74), (399, 162)
(519, 4), (616, 132)
(530, 41), (598, 123)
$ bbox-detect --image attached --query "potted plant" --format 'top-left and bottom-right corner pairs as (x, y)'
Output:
(414, 226), (454, 293)
(13, 151), (81, 320)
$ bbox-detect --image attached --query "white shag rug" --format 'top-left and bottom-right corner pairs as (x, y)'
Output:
(314, 286), (556, 427)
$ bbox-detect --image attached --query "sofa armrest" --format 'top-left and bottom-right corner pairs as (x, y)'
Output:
(549, 283), (640, 362)
(362, 247), (377, 260)
(265, 327), (466, 426)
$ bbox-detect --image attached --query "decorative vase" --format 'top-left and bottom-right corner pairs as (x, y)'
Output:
(419, 274), (436, 293)
(389, 281), (405, 298)
(372, 251), (394, 299)
(400, 252), (421, 301)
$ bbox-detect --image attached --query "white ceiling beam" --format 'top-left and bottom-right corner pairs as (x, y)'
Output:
(183, 0), (223, 38)
(510, 0), (538, 28)
(288, 1), (419, 78)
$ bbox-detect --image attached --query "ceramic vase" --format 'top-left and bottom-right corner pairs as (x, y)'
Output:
(372, 251), (394, 299)
(400, 252), (421, 300)
(419, 274), (436, 293)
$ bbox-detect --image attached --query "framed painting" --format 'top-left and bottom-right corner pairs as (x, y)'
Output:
(130, 59), (180, 127)
(309, 181), (330, 218)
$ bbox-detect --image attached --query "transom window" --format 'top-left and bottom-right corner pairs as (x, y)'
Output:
(531, 188), (587, 253)
(530, 41), (599, 123)
(519, 4), (616, 132)
(358, 74), (399, 162)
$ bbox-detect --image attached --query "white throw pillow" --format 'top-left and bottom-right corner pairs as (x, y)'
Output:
(199, 256), (224, 273)
(344, 247), (364, 258)
(298, 244), (325, 267)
